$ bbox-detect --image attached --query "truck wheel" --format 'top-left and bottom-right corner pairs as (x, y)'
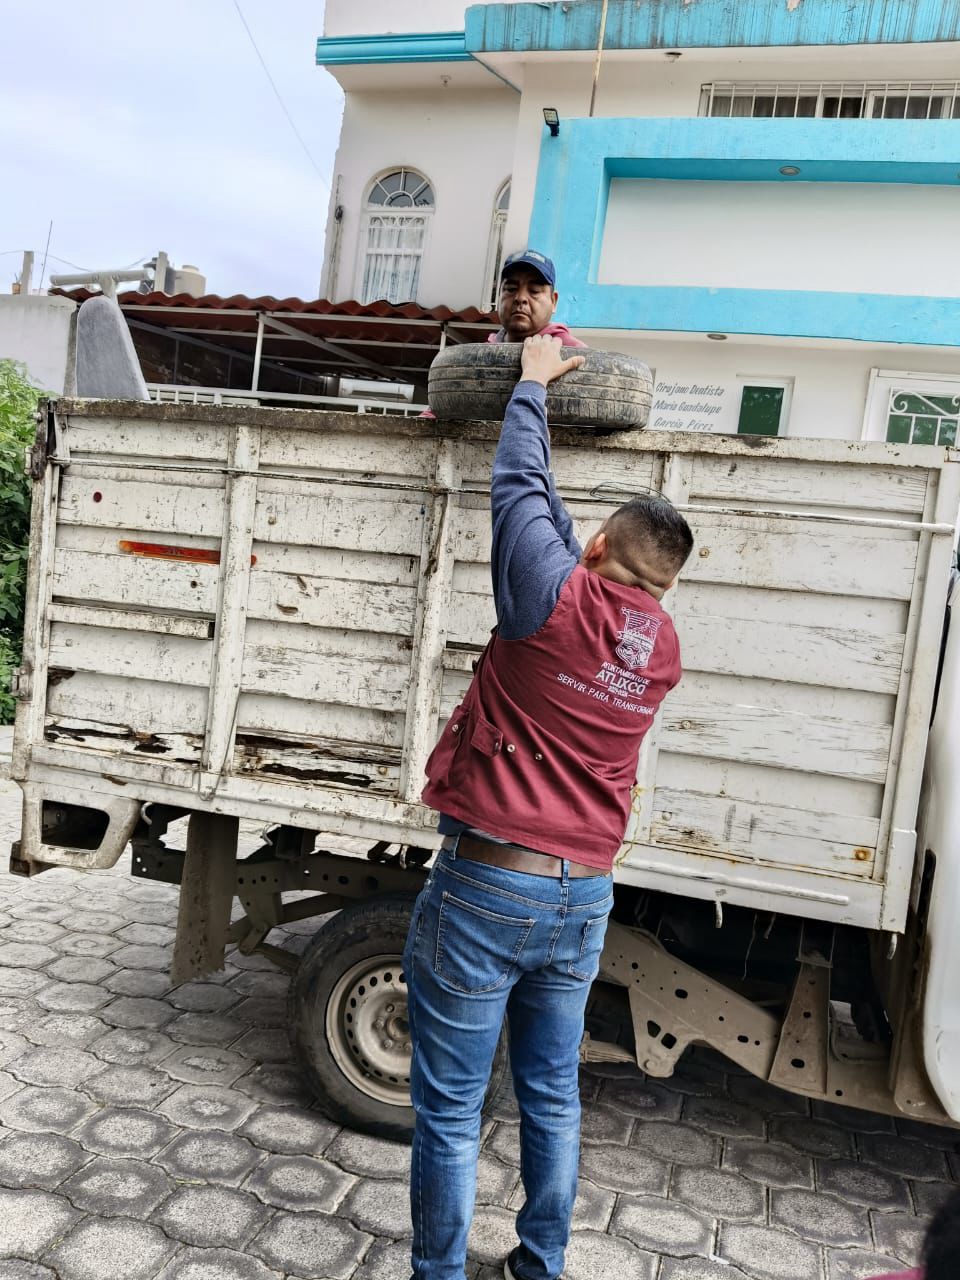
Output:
(428, 342), (652, 429)
(289, 894), (508, 1140)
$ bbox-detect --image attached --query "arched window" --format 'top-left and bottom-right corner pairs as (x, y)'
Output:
(358, 168), (435, 304)
(482, 179), (511, 310)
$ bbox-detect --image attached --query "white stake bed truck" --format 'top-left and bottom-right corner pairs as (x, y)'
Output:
(9, 396), (960, 1137)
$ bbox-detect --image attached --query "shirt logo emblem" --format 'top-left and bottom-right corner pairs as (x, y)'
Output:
(615, 608), (662, 671)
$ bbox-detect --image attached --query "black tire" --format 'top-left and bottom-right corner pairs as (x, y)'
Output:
(428, 342), (652, 429)
(289, 893), (509, 1141)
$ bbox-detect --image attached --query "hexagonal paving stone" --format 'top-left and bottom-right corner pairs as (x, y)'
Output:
(72, 1105), (179, 1158)
(53, 932), (123, 959)
(231, 996), (285, 1028)
(44, 1216), (177, 1280)
(578, 1142), (671, 1196)
(81, 1064), (178, 1107)
(157, 1084), (258, 1131)
(857, 1132), (950, 1181)
(769, 1115), (856, 1160)
(249, 1209), (372, 1279)
(153, 1128), (264, 1187)
(563, 1228), (658, 1280)
(168, 982), (241, 1013)
(815, 1157), (912, 1212)
(0, 943), (58, 969)
(475, 1152), (519, 1207)
(246, 1154), (356, 1214)
(324, 1128), (412, 1178)
(0, 1188), (80, 1259)
(60, 1156), (174, 1218)
(0, 995), (34, 1031)
(110, 944), (175, 970)
(1, 920), (66, 945)
(161, 1044), (252, 1087)
(578, 1103), (633, 1144)
(0, 969), (50, 997)
(660, 1261), (750, 1280)
(65, 910), (126, 934)
(238, 1104), (339, 1157)
(870, 1211), (927, 1266)
(104, 969), (173, 999)
(631, 1119), (718, 1167)
(8, 1046), (101, 1088)
(155, 1247), (282, 1280)
(100, 996), (178, 1030)
(232, 1062), (312, 1107)
(167, 1011), (246, 1045)
(611, 1193), (714, 1257)
(351, 1239), (416, 1280)
(721, 1136), (815, 1190)
(154, 1184), (273, 1249)
(0, 1131), (89, 1189)
(0, 1028), (29, 1066)
(770, 1186), (872, 1248)
(673, 1164), (766, 1222)
(44, 956), (117, 985)
(117, 922), (177, 946)
(231, 1028), (293, 1063)
(0, 1085), (97, 1134)
(36, 981), (112, 1013)
(89, 1027), (177, 1066)
(826, 1248), (915, 1280)
(226, 970), (290, 999)
(683, 1095), (766, 1139)
(911, 1179), (960, 1216)
(569, 1178), (616, 1233)
(23, 1013), (107, 1049)
(720, 1222), (824, 1280)
(8, 902), (70, 925)
(466, 1206), (523, 1266)
(0, 1261), (59, 1280)
(727, 1074), (810, 1117)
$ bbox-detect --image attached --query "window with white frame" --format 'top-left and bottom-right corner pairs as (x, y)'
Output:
(701, 81), (960, 120)
(735, 377), (794, 437)
(482, 180), (511, 311)
(358, 168), (435, 305)
(863, 371), (960, 445)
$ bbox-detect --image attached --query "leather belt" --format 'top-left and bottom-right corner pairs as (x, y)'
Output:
(442, 834), (601, 879)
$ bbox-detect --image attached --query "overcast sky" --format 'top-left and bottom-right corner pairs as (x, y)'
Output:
(2, 1), (343, 300)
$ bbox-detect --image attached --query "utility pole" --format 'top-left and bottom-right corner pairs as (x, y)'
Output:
(14, 251), (34, 296)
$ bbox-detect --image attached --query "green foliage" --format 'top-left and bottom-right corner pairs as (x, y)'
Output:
(0, 360), (43, 723)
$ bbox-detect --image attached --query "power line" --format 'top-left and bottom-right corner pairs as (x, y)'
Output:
(232, 0), (329, 189)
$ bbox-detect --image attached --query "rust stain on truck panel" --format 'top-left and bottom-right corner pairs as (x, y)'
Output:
(118, 540), (257, 567)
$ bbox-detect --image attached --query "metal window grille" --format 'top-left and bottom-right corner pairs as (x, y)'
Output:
(700, 81), (960, 120)
(885, 390), (960, 446)
(360, 169), (435, 305)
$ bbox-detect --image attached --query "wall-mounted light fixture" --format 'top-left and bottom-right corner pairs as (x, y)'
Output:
(779, 165), (801, 176)
(665, 50), (682, 61)
(543, 107), (560, 137)
(706, 333), (728, 341)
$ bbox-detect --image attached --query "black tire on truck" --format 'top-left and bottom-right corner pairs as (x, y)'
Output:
(289, 893), (509, 1141)
(427, 342), (653, 429)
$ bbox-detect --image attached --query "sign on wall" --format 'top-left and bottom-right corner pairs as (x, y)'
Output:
(649, 377), (738, 433)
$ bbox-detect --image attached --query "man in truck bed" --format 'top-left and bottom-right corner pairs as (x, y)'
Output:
(402, 335), (694, 1280)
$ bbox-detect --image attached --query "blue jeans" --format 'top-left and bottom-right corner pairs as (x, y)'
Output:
(403, 844), (613, 1280)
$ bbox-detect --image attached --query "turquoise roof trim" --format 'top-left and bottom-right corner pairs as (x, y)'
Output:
(316, 31), (470, 66)
(466, 0), (960, 53)
(527, 117), (960, 345)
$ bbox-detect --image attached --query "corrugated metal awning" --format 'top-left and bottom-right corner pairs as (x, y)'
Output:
(55, 289), (499, 384)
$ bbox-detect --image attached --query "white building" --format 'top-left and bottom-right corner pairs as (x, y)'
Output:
(317, 0), (960, 444)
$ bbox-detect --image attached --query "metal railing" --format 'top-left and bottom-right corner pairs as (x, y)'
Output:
(701, 81), (960, 120)
(146, 384), (429, 416)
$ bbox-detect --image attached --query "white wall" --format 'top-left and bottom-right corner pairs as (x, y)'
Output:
(600, 179), (960, 297)
(575, 332), (960, 441)
(323, 0), (524, 38)
(322, 88), (518, 310)
(0, 295), (76, 392)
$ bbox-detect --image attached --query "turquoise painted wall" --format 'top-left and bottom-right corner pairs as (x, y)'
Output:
(527, 118), (960, 345)
(466, 0), (960, 54)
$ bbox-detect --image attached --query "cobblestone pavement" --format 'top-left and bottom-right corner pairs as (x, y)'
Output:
(0, 762), (957, 1280)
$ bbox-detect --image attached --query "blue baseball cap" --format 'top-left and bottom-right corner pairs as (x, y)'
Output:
(500, 249), (556, 289)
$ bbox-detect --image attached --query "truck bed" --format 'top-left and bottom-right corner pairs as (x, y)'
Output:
(12, 398), (960, 931)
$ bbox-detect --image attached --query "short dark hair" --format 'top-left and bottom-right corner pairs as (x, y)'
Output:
(605, 496), (694, 574)
(924, 1186), (960, 1280)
